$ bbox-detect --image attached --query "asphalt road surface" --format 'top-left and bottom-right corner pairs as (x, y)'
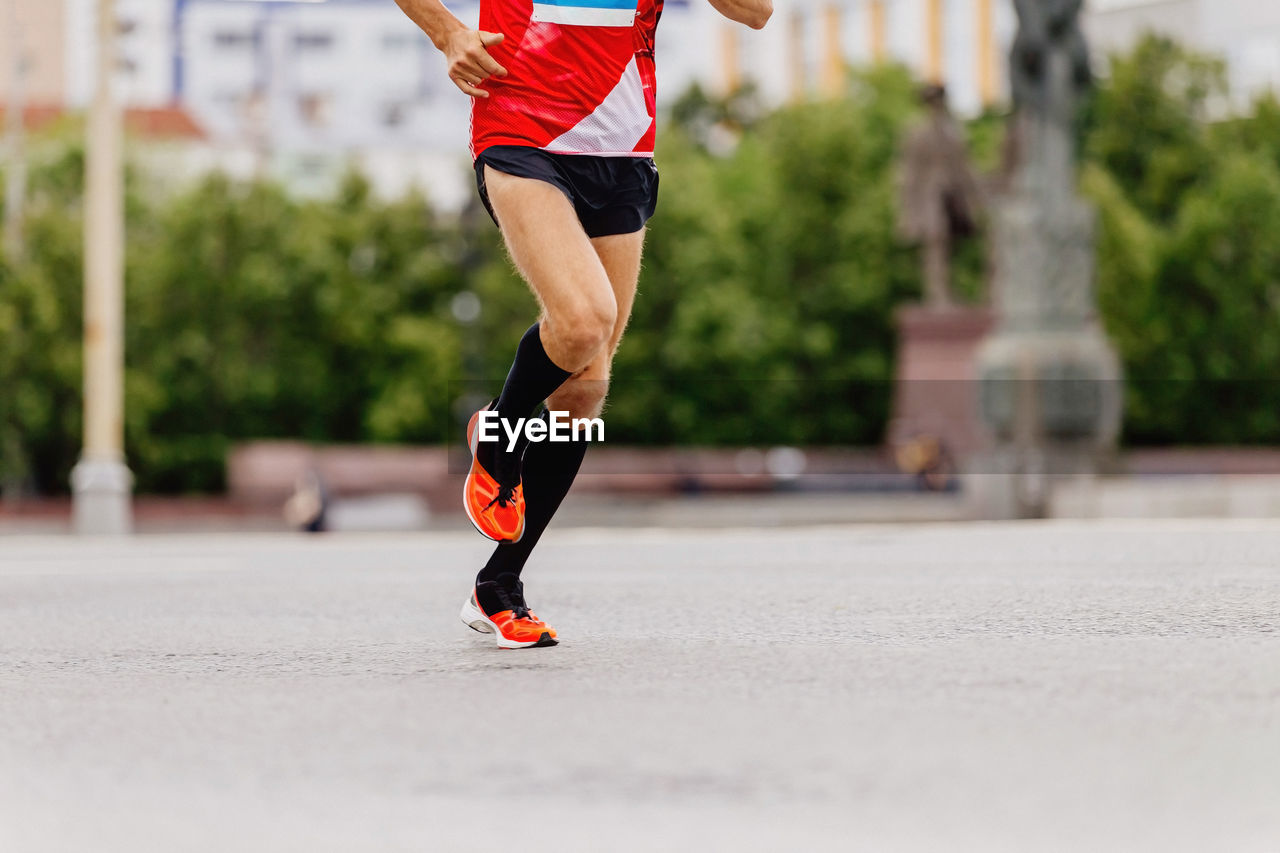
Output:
(2, 520), (1278, 852)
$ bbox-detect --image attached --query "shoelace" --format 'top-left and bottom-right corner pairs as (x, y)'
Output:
(479, 408), (540, 512)
(493, 585), (532, 621)
(475, 398), (516, 512)
(484, 481), (517, 511)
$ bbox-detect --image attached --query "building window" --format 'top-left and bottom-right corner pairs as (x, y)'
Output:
(214, 30), (259, 49)
(298, 92), (333, 128)
(381, 102), (407, 128)
(294, 32), (334, 51)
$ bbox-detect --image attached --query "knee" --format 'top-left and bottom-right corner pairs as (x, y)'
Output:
(547, 376), (609, 421)
(551, 295), (617, 369)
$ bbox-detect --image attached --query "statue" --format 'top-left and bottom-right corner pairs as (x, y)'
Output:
(897, 84), (983, 309)
(1006, 0), (1091, 202)
(972, 0), (1123, 518)
(1009, 0), (1091, 119)
(888, 86), (994, 478)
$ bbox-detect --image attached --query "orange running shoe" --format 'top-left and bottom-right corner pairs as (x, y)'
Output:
(463, 404), (525, 543)
(459, 578), (557, 649)
(490, 573), (556, 638)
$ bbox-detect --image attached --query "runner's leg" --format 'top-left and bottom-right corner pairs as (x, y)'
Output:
(476, 229), (644, 583)
(475, 166), (620, 492)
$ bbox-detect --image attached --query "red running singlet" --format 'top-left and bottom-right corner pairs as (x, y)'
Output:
(469, 0), (663, 158)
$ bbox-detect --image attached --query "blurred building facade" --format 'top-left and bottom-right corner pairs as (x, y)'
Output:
(5, 0), (1018, 202)
(10, 0), (1278, 202)
(1084, 0), (1280, 103)
(702, 0), (1014, 115)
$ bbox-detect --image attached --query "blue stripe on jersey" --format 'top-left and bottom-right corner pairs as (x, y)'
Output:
(536, 0), (635, 9)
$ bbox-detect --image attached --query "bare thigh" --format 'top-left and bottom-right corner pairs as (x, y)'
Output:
(482, 166), (617, 372)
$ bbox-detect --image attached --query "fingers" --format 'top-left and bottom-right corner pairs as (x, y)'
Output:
(451, 74), (489, 98)
(464, 31), (507, 78)
(451, 63), (491, 96)
(449, 62), (489, 97)
(447, 30), (508, 98)
(474, 49), (507, 79)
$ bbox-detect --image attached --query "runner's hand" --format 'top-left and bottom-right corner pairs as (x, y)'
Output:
(445, 30), (507, 98)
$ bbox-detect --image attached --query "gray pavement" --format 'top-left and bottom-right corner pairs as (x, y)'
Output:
(1, 520), (1278, 852)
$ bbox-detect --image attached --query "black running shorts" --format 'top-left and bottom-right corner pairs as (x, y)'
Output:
(474, 145), (659, 238)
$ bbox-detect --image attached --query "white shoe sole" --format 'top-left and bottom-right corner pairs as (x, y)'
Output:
(459, 593), (555, 649)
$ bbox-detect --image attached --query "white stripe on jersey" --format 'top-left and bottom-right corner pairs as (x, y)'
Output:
(544, 56), (651, 155)
(530, 4), (636, 26)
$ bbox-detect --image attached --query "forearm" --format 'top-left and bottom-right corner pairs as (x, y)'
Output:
(394, 0), (467, 51)
(707, 0), (772, 30)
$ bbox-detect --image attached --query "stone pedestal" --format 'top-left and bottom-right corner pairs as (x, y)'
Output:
(888, 305), (995, 459)
(973, 195), (1123, 519)
(71, 456), (133, 535)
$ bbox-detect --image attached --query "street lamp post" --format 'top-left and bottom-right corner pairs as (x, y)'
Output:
(71, 0), (133, 534)
(3, 0), (27, 265)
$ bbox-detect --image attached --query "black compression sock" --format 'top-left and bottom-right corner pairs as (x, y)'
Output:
(478, 323), (573, 486)
(476, 419), (589, 584)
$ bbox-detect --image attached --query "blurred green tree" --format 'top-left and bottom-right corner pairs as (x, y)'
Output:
(1084, 35), (1225, 225)
(123, 172), (470, 491)
(5, 36), (1280, 495)
(1082, 35), (1280, 445)
(0, 136), (86, 494)
(610, 66), (933, 446)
